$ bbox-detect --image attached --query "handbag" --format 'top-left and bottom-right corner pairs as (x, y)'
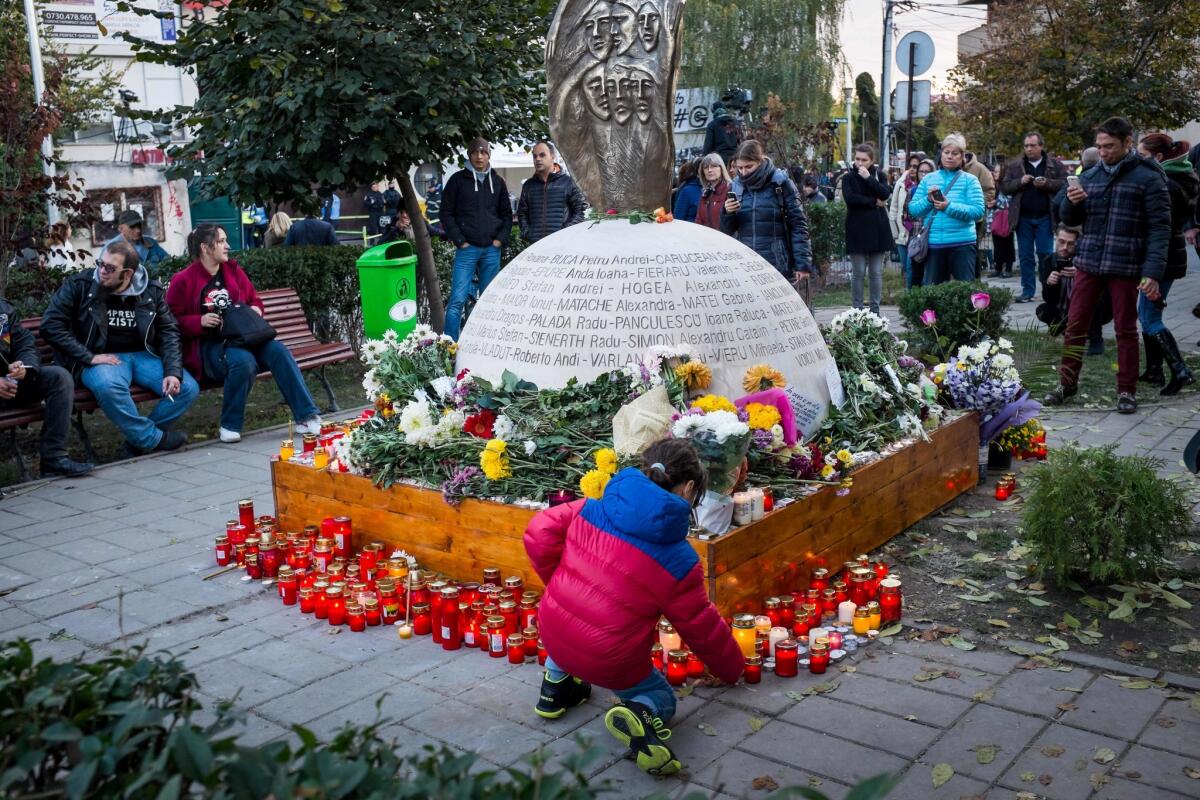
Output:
(991, 207), (1011, 238)
(908, 171), (963, 264)
(220, 304), (276, 349)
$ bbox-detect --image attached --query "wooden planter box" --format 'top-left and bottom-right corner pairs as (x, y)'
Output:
(272, 413), (979, 616)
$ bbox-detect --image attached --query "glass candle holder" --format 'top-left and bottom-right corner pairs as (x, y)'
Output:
(298, 586), (315, 613)
(768, 626), (790, 658)
(827, 629), (843, 650)
(666, 650), (689, 686)
(762, 487), (774, 512)
(651, 642), (664, 672)
(503, 576), (524, 593)
(326, 586), (346, 626)
(331, 516), (352, 558)
(821, 589), (838, 618)
(732, 614), (757, 658)
(809, 643), (830, 674)
(346, 601), (366, 632)
(429, 580), (448, 644)
(879, 578), (902, 624)
(363, 596), (382, 626)
(506, 633), (526, 664)
(440, 588), (462, 650)
(537, 639), (547, 666)
(245, 553), (262, 580)
(312, 580), (330, 619)
(237, 499), (254, 528)
(686, 652), (705, 679)
(749, 488), (765, 521)
(411, 603), (432, 636)
(279, 439), (294, 460)
(658, 620), (682, 653)
(277, 566), (298, 605)
(774, 640), (799, 677)
(849, 569), (871, 607)
(312, 447), (329, 470)
(754, 615), (773, 637)
(866, 601), (882, 631)
(499, 600), (519, 636)
(874, 560), (890, 580)
(519, 599), (538, 631)
(743, 655), (762, 684)
(214, 535), (231, 566)
(809, 568), (830, 592)
(523, 627), (539, 657)
(482, 567), (501, 586)
(302, 433), (317, 453)
(764, 597), (782, 628)
(486, 616), (507, 658)
(548, 489), (578, 507)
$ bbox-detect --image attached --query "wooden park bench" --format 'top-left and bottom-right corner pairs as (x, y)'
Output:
(1, 287), (356, 483)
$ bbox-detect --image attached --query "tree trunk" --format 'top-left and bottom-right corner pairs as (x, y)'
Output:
(396, 170), (445, 333)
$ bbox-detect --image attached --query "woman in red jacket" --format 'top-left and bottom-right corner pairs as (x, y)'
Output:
(694, 153), (731, 230)
(524, 439), (744, 776)
(166, 224), (322, 443)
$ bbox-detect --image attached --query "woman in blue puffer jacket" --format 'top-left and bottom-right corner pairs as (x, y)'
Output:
(721, 140), (813, 280)
(908, 133), (986, 284)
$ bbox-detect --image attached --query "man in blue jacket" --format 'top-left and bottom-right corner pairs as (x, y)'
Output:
(441, 138), (512, 339)
(105, 210), (168, 273)
(1045, 117), (1171, 415)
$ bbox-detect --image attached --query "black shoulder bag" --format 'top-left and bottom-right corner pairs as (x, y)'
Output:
(221, 304), (276, 349)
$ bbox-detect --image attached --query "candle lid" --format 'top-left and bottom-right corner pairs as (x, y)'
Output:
(732, 614), (756, 629)
(775, 639), (799, 652)
(744, 655), (763, 666)
(667, 649), (689, 663)
(506, 633), (525, 646)
(880, 577), (902, 589)
(345, 601), (363, 613)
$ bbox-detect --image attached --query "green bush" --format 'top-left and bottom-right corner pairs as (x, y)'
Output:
(806, 201), (846, 273)
(3, 264), (72, 319)
(897, 280), (1012, 358)
(1021, 445), (1191, 585)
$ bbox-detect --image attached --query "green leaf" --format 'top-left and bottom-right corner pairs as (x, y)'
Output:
(878, 623), (903, 637)
(931, 763), (955, 788)
(1093, 747), (1116, 764)
(946, 634), (977, 651)
(697, 723), (716, 736)
(1061, 612), (1081, 629)
(987, 619), (1011, 628)
(1027, 596), (1051, 607)
(40, 721), (83, 742)
(1158, 590), (1192, 609)
(156, 774), (182, 800)
(973, 744), (999, 764)
(65, 761), (97, 800)
(1108, 602), (1135, 620)
(171, 726), (213, 781)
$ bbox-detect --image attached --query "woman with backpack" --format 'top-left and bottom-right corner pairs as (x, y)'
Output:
(720, 140), (813, 282)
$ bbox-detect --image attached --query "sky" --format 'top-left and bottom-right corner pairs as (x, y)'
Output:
(837, 0), (990, 98)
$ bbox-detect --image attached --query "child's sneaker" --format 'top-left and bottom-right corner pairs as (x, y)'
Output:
(604, 700), (682, 776)
(534, 672), (591, 719)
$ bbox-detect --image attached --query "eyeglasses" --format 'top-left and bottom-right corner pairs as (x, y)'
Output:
(96, 259), (130, 275)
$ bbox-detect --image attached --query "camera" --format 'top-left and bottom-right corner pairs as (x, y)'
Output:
(118, 89), (139, 104)
(720, 87), (752, 114)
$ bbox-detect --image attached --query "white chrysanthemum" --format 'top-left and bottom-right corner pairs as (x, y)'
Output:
(398, 400), (435, 438)
(431, 375), (455, 401)
(362, 368), (382, 399)
(492, 414), (515, 441)
(998, 337), (1013, 350)
(524, 439), (537, 456)
(673, 409), (749, 444)
(770, 424), (785, 449)
(859, 374), (881, 394)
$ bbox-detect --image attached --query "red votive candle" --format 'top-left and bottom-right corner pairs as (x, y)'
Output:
(277, 566), (297, 605)
(363, 596), (382, 627)
(298, 586), (315, 613)
(519, 598), (538, 630)
(244, 553), (262, 580)
(778, 593), (795, 628)
(482, 566), (501, 586)
(743, 655), (763, 683)
(411, 603), (432, 636)
(762, 487), (773, 512)
(237, 499), (254, 528)
(346, 601), (365, 632)
(809, 643), (829, 674)
(548, 489), (577, 507)
(774, 639), (800, 677)
(651, 642), (664, 672)
(507, 634), (526, 664)
(499, 600), (519, 637)
(487, 616), (506, 658)
(666, 650), (688, 686)
(429, 580), (448, 644)
(522, 627), (539, 657)
(764, 597), (782, 628)
(312, 580), (330, 619)
(326, 586), (346, 626)
(810, 568), (829, 592)
(686, 652), (705, 679)
(214, 535), (231, 566)
(879, 578), (903, 624)
(440, 588), (462, 650)
(332, 515), (352, 559)
(537, 639), (547, 666)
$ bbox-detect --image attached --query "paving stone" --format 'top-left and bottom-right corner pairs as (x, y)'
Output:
(2, 622), (95, 661)
(741, 718), (909, 786)
(885, 765), (990, 800)
(291, 623), (414, 663)
(45, 535), (136, 566)
(364, 637), (478, 681)
(1161, 672), (1200, 692)
(134, 613), (234, 657)
(0, 566), (35, 593)
(49, 604), (152, 645)
(4, 564), (120, 601)
(852, 650), (1001, 700)
(987, 663), (1098, 717)
(39, 487), (125, 513)
(1138, 699), (1200, 760)
(999, 722), (1127, 800)
(230, 712), (294, 747)
(780, 695), (941, 759)
(1093, 776), (1196, 799)
(520, 714), (628, 778)
(231, 638), (352, 686)
(406, 698), (554, 766)
(254, 666), (396, 726)
(0, 604), (39, 634)
(151, 623), (273, 668)
(1051, 649), (1160, 679)
(824, 673), (971, 727)
(888, 638), (1025, 675)
(920, 702), (1046, 783)
(409, 646), (519, 696)
(18, 576), (144, 620)
(98, 589), (201, 628)
(692, 750), (848, 798)
(1116, 745), (1200, 797)
(303, 681), (445, 741)
(3, 549), (87, 579)
(459, 672), (603, 734)
(718, 680), (802, 717)
(653, 701), (761, 775)
(1058, 675), (1167, 740)
(191, 659), (298, 708)
(0, 540), (39, 559)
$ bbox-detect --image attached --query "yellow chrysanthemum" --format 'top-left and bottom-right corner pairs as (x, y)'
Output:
(820, 464), (835, 479)
(594, 448), (618, 475)
(479, 439), (512, 480)
(743, 364), (786, 393)
(485, 439), (508, 454)
(745, 402), (782, 431)
(691, 394), (737, 414)
(836, 449), (853, 464)
(673, 361), (713, 391)
(579, 468), (611, 499)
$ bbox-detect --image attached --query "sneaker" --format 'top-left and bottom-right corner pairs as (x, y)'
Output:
(604, 700), (682, 776)
(155, 430), (187, 452)
(40, 457), (94, 478)
(1042, 383), (1077, 406)
(1014, 295), (1035, 304)
(1116, 392), (1137, 414)
(533, 672), (591, 719)
(219, 427), (242, 443)
(1086, 340), (1105, 356)
(116, 441), (146, 460)
(294, 417), (323, 436)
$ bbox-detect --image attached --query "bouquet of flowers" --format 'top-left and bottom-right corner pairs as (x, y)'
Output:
(361, 325), (457, 404)
(995, 418), (1047, 460)
(671, 400), (750, 494)
(941, 338), (1040, 444)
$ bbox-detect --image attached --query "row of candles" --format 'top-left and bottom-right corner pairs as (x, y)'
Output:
(276, 412), (380, 471)
(731, 488), (774, 526)
(994, 471), (1019, 501)
(217, 501), (903, 682)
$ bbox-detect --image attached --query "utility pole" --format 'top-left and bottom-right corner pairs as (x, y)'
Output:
(880, 0), (897, 170)
(843, 86), (854, 165)
(22, 0), (59, 225)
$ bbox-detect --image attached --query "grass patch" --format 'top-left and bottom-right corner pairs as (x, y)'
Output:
(976, 529), (1012, 551)
(0, 361), (367, 487)
(812, 264), (907, 308)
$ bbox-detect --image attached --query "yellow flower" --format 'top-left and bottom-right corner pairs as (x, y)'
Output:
(579, 468), (611, 499)
(594, 448), (618, 475)
(691, 394), (737, 414)
(820, 464), (835, 479)
(743, 364), (786, 393)
(674, 361), (713, 391)
(479, 439), (511, 480)
(836, 449), (853, 464)
(841, 476), (853, 488)
(745, 402), (782, 431)
(485, 439), (507, 454)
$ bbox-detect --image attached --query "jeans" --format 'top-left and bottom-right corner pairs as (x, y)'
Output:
(850, 252), (884, 313)
(0, 365), (73, 459)
(1060, 271), (1140, 394)
(445, 244), (502, 340)
(545, 656), (677, 722)
(80, 351), (199, 449)
(1137, 278), (1174, 336)
(202, 340), (319, 433)
(896, 244), (914, 289)
(923, 243), (978, 285)
(1016, 214), (1053, 299)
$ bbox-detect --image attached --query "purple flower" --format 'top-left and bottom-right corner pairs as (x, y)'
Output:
(788, 453), (813, 478)
(897, 355), (919, 368)
(440, 465), (482, 506)
(751, 429), (774, 450)
(920, 309), (937, 326)
(971, 292), (991, 310)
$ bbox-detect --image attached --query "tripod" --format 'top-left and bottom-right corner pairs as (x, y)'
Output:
(112, 99), (145, 163)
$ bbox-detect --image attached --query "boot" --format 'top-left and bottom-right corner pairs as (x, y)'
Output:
(1153, 330), (1195, 396)
(1043, 383), (1077, 406)
(604, 700), (682, 776)
(1139, 333), (1165, 386)
(533, 672), (591, 719)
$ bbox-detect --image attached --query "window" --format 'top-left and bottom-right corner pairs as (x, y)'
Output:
(88, 187), (164, 246)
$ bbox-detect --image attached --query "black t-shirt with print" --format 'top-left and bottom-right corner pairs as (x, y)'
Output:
(105, 295), (141, 353)
(200, 272), (229, 339)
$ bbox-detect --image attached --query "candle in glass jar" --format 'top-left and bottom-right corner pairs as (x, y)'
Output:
(277, 566), (298, 605)
(522, 627), (539, 657)
(809, 643), (830, 674)
(826, 629), (843, 650)
(326, 586), (346, 626)
(279, 439), (294, 460)
(853, 606), (872, 634)
(428, 580), (448, 643)
(397, 623), (413, 639)
(302, 433), (317, 453)
(345, 601), (366, 632)
(743, 655), (762, 684)
(754, 615), (772, 637)
(519, 599), (538, 631)
(237, 499), (254, 528)
(651, 642), (664, 672)
(821, 589), (838, 618)
(665, 650), (689, 686)
(363, 596), (382, 626)
(214, 535), (231, 566)
(749, 488), (765, 521)
(809, 567), (830, 592)
(879, 578), (902, 624)
(866, 601), (882, 630)
(774, 639), (799, 677)
(767, 626), (789, 657)
(874, 559), (890, 580)
(837, 600), (857, 625)
(499, 600), (519, 636)
(312, 447), (329, 470)
(732, 492), (753, 525)
(507, 634), (526, 664)
(412, 603), (432, 635)
(808, 626), (827, 644)
(486, 616), (507, 658)
(731, 614), (757, 657)
(482, 566), (501, 586)
(298, 586), (315, 613)
(763, 596), (782, 627)
(440, 588), (462, 650)
(995, 481), (1012, 501)
(548, 489), (578, 507)
(761, 487), (774, 512)
(777, 594), (795, 628)
(686, 651), (705, 679)
(537, 639), (547, 666)
(244, 553), (262, 580)
(658, 620), (682, 653)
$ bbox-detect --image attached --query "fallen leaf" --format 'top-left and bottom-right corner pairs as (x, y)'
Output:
(1168, 616), (1194, 630)
(1184, 766), (1200, 779)
(971, 553), (997, 563)
(903, 714), (918, 721)
(748, 717), (764, 732)
(1041, 744), (1065, 758)
(804, 681), (840, 697)
(1015, 793), (1039, 800)
(946, 635), (977, 651)
(958, 592), (1004, 603)
(1057, 702), (1078, 712)
(968, 510), (993, 518)
(697, 723), (716, 736)
(1109, 601), (1135, 621)
(1061, 612), (1081, 629)
(807, 776), (823, 787)
(931, 763), (954, 788)
(1120, 679), (1152, 690)
(878, 623), (904, 637)
(1027, 596), (1051, 607)
(1090, 772), (1110, 790)
(1080, 596), (1109, 612)
(1125, 770), (1142, 779)
(1156, 717), (1177, 728)
(786, 691), (806, 702)
(1039, 774), (1053, 786)
(676, 684), (695, 698)
(967, 530), (978, 542)
(987, 619), (1011, 628)
(973, 744), (998, 765)
(1020, 771), (1037, 782)
(973, 689), (995, 703)
(215, 614), (229, 622)
(751, 775), (779, 791)
(1053, 687), (1084, 693)
(1094, 747), (1116, 764)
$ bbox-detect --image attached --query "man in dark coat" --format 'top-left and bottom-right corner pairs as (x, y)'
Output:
(702, 103), (742, 164)
(0, 297), (92, 477)
(517, 141), (586, 243)
(1045, 117), (1171, 415)
(1000, 132), (1069, 302)
(284, 205), (339, 247)
(841, 144), (894, 314)
(440, 137), (512, 339)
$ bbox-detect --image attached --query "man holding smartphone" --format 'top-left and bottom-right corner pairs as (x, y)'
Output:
(1045, 117), (1171, 415)
(1000, 132), (1068, 302)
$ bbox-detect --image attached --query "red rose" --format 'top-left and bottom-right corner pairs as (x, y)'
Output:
(462, 408), (497, 439)
(606, 208), (618, 215)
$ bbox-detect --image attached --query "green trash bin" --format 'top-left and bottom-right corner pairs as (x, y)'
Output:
(356, 241), (419, 340)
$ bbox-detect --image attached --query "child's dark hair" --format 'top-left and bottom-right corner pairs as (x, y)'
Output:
(640, 439), (708, 506)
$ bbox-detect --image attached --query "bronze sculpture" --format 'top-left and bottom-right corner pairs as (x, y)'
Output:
(546, 0), (684, 213)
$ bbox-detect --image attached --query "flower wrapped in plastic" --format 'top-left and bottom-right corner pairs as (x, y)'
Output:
(612, 385), (676, 458)
(941, 338), (1039, 444)
(735, 388), (798, 446)
(671, 409), (750, 494)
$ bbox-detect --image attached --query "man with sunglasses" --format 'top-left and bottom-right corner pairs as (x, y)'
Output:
(41, 240), (199, 456)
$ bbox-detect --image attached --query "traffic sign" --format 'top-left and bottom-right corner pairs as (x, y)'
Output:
(892, 81), (932, 119)
(896, 31), (935, 77)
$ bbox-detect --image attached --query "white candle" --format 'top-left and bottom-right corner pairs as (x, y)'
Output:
(660, 629), (682, 652)
(749, 488), (765, 521)
(732, 492), (753, 525)
(768, 626), (789, 657)
(809, 627), (828, 643)
(838, 601), (857, 625)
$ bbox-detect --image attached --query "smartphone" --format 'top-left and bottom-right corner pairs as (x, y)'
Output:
(930, 189), (945, 203)
(1067, 175), (1081, 189)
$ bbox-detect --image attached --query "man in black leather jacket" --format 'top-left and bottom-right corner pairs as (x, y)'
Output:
(518, 141), (586, 243)
(41, 239), (199, 455)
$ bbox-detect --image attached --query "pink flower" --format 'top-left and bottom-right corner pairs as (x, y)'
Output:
(971, 292), (991, 310)
(606, 208), (618, 216)
(920, 309), (937, 327)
